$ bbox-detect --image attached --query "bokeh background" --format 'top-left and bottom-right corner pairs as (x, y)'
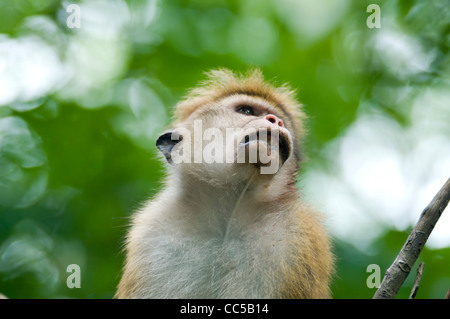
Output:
(0, 0), (449, 299)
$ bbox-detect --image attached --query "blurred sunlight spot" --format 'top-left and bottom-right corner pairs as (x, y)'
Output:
(128, 0), (162, 46)
(71, 0), (130, 40)
(128, 0), (159, 29)
(371, 26), (436, 79)
(0, 35), (68, 106)
(419, 176), (450, 248)
(58, 0), (131, 101)
(407, 87), (450, 247)
(75, 86), (114, 109)
(61, 35), (129, 100)
(277, 0), (350, 47)
(303, 108), (450, 250)
(0, 220), (59, 292)
(111, 78), (168, 150)
(0, 117), (46, 168)
(0, 117), (48, 208)
(302, 167), (384, 248)
(339, 115), (410, 228)
(21, 15), (66, 47)
(410, 87), (450, 136)
(9, 98), (46, 113)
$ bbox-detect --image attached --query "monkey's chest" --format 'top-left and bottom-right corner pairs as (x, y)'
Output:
(147, 235), (282, 298)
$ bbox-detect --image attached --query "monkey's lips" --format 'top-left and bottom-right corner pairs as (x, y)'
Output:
(239, 129), (291, 165)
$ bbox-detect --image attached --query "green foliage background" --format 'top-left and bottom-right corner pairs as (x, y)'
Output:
(0, 0), (449, 299)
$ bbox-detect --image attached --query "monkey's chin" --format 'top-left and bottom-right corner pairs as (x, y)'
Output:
(236, 143), (287, 176)
(237, 130), (291, 171)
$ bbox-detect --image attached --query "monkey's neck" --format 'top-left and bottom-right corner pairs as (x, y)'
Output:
(176, 171), (254, 215)
(162, 169), (297, 239)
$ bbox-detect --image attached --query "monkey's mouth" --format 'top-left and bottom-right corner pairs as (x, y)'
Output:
(239, 129), (291, 164)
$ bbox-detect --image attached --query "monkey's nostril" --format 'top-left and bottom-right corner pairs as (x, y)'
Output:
(266, 115), (277, 124)
(266, 114), (283, 127)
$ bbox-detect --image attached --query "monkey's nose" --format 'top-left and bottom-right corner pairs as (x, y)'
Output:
(265, 114), (283, 127)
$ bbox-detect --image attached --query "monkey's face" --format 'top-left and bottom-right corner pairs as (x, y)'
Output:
(157, 94), (296, 182)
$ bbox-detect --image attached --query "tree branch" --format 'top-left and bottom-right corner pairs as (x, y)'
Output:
(408, 261), (425, 299)
(373, 177), (450, 299)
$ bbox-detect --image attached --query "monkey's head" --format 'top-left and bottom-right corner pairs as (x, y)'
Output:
(156, 69), (305, 185)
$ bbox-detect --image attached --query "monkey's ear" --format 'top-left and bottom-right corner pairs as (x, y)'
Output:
(156, 131), (183, 164)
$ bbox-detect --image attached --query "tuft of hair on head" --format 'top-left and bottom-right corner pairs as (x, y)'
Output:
(174, 68), (306, 138)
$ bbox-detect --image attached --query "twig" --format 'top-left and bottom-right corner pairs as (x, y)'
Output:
(444, 290), (450, 299)
(408, 262), (425, 299)
(373, 177), (450, 299)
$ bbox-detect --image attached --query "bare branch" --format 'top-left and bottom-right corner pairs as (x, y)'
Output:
(373, 177), (450, 299)
(408, 262), (425, 299)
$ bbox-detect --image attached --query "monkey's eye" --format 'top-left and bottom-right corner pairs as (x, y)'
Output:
(236, 105), (256, 116)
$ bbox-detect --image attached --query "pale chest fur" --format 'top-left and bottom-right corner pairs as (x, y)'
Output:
(131, 205), (291, 299)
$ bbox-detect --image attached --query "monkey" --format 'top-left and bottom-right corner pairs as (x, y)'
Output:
(115, 69), (334, 299)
